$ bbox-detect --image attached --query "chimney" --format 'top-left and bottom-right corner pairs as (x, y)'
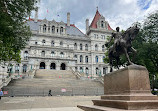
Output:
(86, 19), (89, 33)
(67, 12), (70, 26)
(34, 7), (38, 22)
(34, 0), (40, 22)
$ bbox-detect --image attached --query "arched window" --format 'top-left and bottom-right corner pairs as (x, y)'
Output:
(41, 50), (45, 57)
(60, 41), (63, 46)
(85, 56), (88, 63)
(60, 52), (64, 57)
(85, 44), (88, 51)
(60, 63), (66, 70)
(101, 21), (104, 28)
(40, 62), (45, 69)
(52, 26), (55, 33)
(57, 28), (59, 33)
(74, 43), (77, 50)
(50, 63), (56, 70)
(23, 64), (27, 73)
(51, 51), (55, 57)
(74, 55), (77, 58)
(15, 64), (19, 73)
(35, 42), (38, 45)
(24, 51), (28, 60)
(102, 45), (105, 52)
(85, 67), (89, 75)
(51, 41), (54, 46)
(80, 55), (83, 62)
(60, 27), (63, 33)
(80, 44), (82, 50)
(80, 67), (83, 73)
(42, 39), (45, 45)
(48, 26), (50, 33)
(7, 64), (13, 73)
(95, 56), (98, 63)
(96, 67), (99, 75)
(95, 44), (98, 51)
(74, 55), (77, 63)
(75, 67), (78, 71)
(43, 24), (46, 33)
(103, 67), (107, 74)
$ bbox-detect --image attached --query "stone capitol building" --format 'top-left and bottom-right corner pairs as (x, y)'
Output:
(0, 1), (114, 78)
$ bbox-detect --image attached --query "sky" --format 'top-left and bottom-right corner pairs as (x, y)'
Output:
(31, 0), (158, 33)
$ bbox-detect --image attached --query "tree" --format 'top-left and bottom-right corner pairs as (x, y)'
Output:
(0, 0), (35, 65)
(133, 11), (158, 91)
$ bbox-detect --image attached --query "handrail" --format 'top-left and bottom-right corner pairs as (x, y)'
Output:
(94, 76), (104, 84)
(27, 69), (36, 78)
(70, 67), (81, 79)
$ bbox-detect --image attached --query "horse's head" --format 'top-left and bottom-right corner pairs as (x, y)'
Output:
(124, 25), (139, 41)
(130, 25), (139, 40)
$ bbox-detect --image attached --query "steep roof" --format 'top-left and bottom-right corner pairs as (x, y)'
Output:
(26, 18), (85, 36)
(90, 10), (113, 31)
(90, 9), (101, 28)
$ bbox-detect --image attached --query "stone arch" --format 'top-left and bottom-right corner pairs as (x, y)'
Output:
(40, 62), (45, 69)
(50, 63), (56, 70)
(60, 63), (66, 70)
(23, 64), (27, 73)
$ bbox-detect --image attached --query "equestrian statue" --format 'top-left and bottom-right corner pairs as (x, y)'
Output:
(105, 25), (139, 72)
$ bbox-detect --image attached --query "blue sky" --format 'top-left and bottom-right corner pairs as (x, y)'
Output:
(31, 0), (158, 33)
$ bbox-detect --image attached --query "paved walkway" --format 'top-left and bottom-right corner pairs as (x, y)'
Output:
(0, 96), (100, 111)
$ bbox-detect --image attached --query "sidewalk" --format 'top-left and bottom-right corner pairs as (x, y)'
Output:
(0, 96), (100, 111)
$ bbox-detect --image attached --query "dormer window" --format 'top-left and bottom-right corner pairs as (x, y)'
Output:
(43, 24), (46, 33)
(52, 26), (55, 33)
(101, 21), (104, 28)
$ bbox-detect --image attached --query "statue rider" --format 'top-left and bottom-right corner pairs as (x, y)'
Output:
(105, 27), (122, 53)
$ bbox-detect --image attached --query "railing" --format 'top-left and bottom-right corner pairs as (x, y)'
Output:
(27, 69), (36, 78)
(3, 77), (11, 86)
(70, 68), (82, 79)
(0, 76), (12, 88)
(3, 87), (104, 97)
(94, 76), (104, 85)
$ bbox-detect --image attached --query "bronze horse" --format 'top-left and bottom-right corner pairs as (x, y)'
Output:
(108, 25), (139, 72)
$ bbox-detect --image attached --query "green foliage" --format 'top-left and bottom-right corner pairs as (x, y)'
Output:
(0, 0), (35, 64)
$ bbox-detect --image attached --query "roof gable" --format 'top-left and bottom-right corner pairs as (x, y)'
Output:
(90, 10), (101, 28)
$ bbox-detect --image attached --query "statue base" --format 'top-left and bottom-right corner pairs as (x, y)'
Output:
(78, 65), (158, 110)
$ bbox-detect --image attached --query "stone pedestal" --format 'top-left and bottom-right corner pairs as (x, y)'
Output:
(78, 65), (158, 110)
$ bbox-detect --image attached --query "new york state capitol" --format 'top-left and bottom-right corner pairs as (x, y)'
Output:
(1, 9), (114, 78)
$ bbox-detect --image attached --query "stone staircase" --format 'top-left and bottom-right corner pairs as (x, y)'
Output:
(35, 69), (76, 79)
(3, 69), (104, 96)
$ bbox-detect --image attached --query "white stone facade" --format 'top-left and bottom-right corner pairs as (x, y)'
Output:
(1, 10), (113, 78)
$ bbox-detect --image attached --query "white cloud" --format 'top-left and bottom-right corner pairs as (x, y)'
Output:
(33, 0), (158, 33)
